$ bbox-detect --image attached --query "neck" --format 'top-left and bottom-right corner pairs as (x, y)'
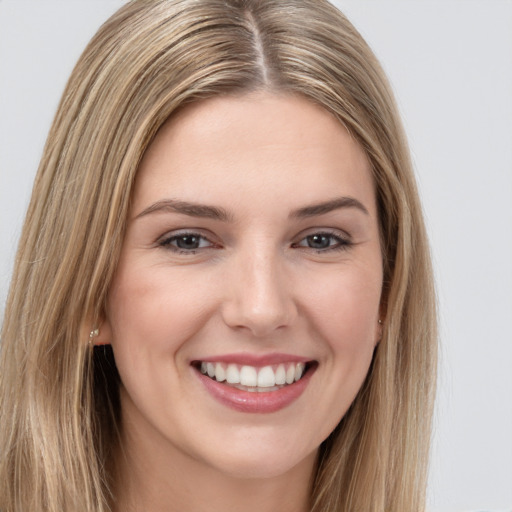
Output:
(113, 417), (316, 512)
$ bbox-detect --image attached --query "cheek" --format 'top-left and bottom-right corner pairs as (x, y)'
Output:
(106, 261), (217, 362)
(304, 264), (381, 426)
(105, 262), (220, 428)
(304, 262), (382, 348)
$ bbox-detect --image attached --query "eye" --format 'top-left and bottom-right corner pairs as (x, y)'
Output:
(293, 232), (351, 252)
(159, 232), (214, 253)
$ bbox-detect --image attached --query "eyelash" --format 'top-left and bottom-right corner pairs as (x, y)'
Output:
(158, 230), (352, 254)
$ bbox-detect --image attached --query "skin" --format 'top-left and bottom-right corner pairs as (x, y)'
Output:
(97, 92), (383, 512)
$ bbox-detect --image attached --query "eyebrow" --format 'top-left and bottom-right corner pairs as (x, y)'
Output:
(135, 199), (232, 222)
(290, 196), (369, 218)
(135, 195), (369, 222)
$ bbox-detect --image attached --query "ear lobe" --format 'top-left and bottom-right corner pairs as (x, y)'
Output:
(94, 320), (112, 346)
(89, 312), (113, 346)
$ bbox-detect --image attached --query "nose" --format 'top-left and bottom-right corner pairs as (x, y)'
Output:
(221, 247), (297, 338)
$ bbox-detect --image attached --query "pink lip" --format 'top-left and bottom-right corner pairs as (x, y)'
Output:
(194, 360), (317, 414)
(194, 352), (311, 367)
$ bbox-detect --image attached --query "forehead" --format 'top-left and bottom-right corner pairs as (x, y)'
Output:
(133, 92), (375, 218)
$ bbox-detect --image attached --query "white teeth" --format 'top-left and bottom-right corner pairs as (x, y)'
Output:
(285, 364), (295, 384)
(275, 364), (286, 385)
(215, 362), (226, 382)
(240, 365), (258, 386)
(295, 363), (305, 381)
(226, 364), (240, 384)
(199, 361), (309, 388)
(257, 365), (276, 387)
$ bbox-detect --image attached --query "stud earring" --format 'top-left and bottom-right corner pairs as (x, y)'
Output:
(378, 319), (383, 325)
(89, 328), (99, 347)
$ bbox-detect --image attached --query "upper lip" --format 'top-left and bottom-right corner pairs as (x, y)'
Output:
(191, 352), (313, 367)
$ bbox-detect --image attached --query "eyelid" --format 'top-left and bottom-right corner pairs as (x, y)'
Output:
(295, 226), (351, 240)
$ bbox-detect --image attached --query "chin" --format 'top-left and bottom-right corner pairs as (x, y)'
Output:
(200, 439), (317, 481)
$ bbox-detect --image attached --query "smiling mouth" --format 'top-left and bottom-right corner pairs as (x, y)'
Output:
(192, 361), (316, 392)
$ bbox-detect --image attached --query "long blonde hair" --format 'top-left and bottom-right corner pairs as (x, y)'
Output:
(0, 1), (437, 510)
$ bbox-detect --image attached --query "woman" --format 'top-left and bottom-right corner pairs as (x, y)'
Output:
(0, 1), (437, 511)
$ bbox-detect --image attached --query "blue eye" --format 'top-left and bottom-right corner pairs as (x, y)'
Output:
(294, 232), (350, 252)
(159, 233), (213, 253)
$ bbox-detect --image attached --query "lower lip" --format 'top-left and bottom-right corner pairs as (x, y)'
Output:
(196, 366), (315, 413)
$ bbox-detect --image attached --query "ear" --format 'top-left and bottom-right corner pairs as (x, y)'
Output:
(89, 311), (113, 346)
(374, 316), (384, 347)
(374, 298), (387, 346)
(94, 319), (112, 345)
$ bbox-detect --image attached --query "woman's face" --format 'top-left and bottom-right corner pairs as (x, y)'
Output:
(101, 92), (383, 480)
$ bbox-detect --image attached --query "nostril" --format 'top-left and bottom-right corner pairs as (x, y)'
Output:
(221, 302), (297, 337)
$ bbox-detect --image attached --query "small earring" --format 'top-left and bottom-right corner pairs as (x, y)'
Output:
(378, 319), (383, 325)
(89, 328), (99, 347)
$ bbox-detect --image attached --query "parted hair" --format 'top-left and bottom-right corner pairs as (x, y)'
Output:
(0, 1), (437, 511)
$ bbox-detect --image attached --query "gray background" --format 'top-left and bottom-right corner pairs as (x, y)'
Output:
(1, 1), (511, 510)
